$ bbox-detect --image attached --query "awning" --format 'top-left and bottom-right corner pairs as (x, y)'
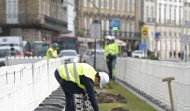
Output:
(115, 39), (126, 46)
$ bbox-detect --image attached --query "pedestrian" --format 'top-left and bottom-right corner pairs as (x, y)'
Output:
(111, 36), (119, 80)
(178, 52), (181, 58)
(54, 63), (109, 111)
(46, 43), (58, 60)
(169, 51), (172, 58)
(104, 35), (115, 80)
(173, 51), (176, 58)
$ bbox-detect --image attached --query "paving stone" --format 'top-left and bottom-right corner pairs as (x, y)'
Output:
(34, 106), (63, 111)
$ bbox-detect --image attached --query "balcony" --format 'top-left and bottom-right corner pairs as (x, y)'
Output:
(146, 18), (156, 23)
(0, 14), (67, 32)
(83, 29), (141, 40)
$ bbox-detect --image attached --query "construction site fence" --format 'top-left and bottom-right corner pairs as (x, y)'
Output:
(0, 57), (65, 111)
(116, 57), (190, 111)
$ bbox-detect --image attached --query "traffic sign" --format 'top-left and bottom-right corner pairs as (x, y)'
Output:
(155, 32), (160, 38)
(141, 27), (149, 40)
(139, 43), (146, 50)
(155, 32), (160, 42)
(109, 18), (120, 30)
(90, 23), (101, 39)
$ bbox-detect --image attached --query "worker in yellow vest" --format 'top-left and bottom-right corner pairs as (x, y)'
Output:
(54, 63), (109, 111)
(111, 36), (119, 80)
(104, 35), (115, 80)
(46, 43), (58, 60)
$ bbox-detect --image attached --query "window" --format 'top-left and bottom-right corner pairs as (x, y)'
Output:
(84, 0), (87, 7)
(84, 18), (87, 29)
(122, 0), (125, 10)
(101, 0), (104, 8)
(6, 0), (18, 23)
(127, 0), (130, 11)
(151, 6), (153, 18)
(107, 0), (109, 9)
(132, 0), (135, 12)
(169, 6), (171, 21)
(106, 20), (109, 35)
(184, 11), (187, 21)
(122, 21), (125, 31)
(101, 20), (104, 31)
(146, 6), (149, 18)
(84, 18), (87, 34)
(90, 0), (93, 7)
(112, 0), (114, 9)
(117, 0), (120, 10)
(179, 8), (181, 24)
(95, 0), (98, 8)
(89, 18), (92, 28)
(126, 22), (130, 32)
(159, 6), (161, 23)
(174, 7), (176, 23)
(164, 6), (166, 23)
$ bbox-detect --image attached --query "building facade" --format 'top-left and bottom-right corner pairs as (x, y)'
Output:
(141, 0), (190, 60)
(62, 0), (75, 36)
(0, 0), (69, 42)
(75, 0), (141, 52)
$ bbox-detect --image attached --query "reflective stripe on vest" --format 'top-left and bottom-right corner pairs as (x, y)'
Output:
(58, 63), (96, 89)
(64, 63), (78, 84)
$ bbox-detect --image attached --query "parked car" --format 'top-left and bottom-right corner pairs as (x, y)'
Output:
(82, 49), (108, 72)
(131, 50), (146, 58)
(59, 50), (79, 63)
(82, 49), (104, 63)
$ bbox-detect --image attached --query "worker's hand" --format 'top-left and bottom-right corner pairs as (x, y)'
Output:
(106, 59), (109, 62)
(83, 94), (88, 101)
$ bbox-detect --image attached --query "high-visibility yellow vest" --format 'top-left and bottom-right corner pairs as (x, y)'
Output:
(113, 42), (119, 55)
(58, 63), (97, 89)
(104, 43), (115, 60)
(46, 47), (57, 60)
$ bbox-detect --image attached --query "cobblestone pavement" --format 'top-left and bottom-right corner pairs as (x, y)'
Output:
(34, 87), (66, 111)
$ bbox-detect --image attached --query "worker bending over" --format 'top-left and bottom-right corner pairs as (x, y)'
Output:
(54, 63), (109, 111)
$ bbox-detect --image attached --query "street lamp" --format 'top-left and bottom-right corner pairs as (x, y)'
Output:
(87, 0), (103, 48)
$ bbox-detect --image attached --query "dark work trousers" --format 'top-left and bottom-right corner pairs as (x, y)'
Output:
(54, 70), (84, 111)
(106, 57), (113, 79)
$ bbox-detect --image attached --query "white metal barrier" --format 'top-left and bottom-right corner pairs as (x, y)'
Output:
(116, 57), (190, 111)
(0, 58), (65, 111)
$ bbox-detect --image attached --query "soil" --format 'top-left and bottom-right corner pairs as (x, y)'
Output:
(110, 107), (129, 111)
(103, 83), (112, 89)
(96, 93), (127, 103)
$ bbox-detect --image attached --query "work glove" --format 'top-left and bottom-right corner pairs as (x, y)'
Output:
(83, 94), (88, 101)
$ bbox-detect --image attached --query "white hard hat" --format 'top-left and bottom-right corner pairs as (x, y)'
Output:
(99, 72), (109, 88)
(105, 35), (112, 40)
(111, 36), (115, 40)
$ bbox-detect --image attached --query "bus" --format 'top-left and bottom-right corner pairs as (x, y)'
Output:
(52, 36), (80, 54)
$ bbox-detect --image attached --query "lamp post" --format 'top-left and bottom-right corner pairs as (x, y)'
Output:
(87, 0), (103, 48)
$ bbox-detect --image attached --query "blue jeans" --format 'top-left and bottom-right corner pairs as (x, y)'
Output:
(54, 70), (83, 111)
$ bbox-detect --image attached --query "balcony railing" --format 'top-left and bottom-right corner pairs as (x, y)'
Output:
(83, 29), (141, 40)
(0, 14), (67, 31)
(146, 18), (156, 23)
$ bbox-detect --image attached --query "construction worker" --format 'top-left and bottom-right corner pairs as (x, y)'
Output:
(104, 35), (115, 80)
(46, 43), (58, 60)
(111, 36), (119, 80)
(54, 63), (109, 111)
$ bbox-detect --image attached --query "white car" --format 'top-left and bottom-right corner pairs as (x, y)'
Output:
(59, 50), (79, 63)
(131, 50), (146, 58)
(82, 49), (108, 72)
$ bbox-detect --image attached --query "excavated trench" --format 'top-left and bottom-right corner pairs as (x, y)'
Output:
(110, 107), (130, 111)
(96, 93), (127, 103)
